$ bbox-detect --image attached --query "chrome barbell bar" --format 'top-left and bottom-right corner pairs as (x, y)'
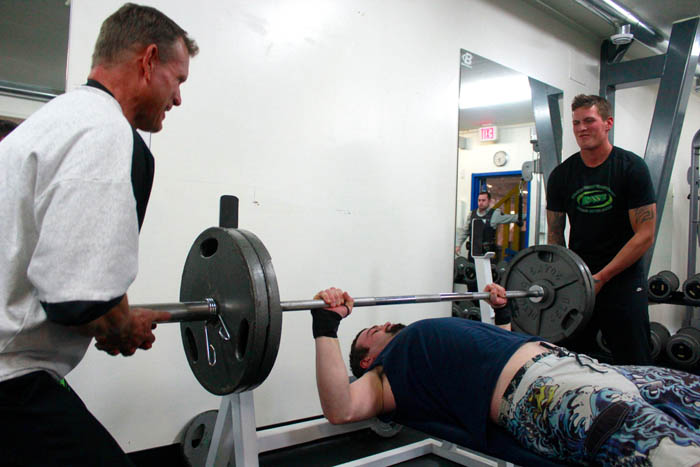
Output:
(135, 285), (545, 323)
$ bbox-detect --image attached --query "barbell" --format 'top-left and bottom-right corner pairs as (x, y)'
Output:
(133, 227), (595, 395)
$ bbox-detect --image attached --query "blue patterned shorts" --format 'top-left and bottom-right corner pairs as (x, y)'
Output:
(497, 345), (700, 466)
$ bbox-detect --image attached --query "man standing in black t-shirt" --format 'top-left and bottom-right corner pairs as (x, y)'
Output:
(546, 94), (656, 365)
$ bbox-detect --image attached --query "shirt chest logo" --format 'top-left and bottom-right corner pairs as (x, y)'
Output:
(572, 185), (615, 213)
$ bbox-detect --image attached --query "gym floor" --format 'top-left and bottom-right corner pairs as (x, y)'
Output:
(129, 426), (461, 466)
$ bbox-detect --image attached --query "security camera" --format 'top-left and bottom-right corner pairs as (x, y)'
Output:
(611, 32), (634, 45)
(611, 24), (633, 45)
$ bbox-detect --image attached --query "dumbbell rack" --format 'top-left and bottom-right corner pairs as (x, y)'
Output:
(683, 128), (700, 328)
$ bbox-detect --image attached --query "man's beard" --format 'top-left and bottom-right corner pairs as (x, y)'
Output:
(387, 323), (406, 335)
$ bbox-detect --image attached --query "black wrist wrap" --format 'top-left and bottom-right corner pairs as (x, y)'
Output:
(494, 302), (512, 325)
(312, 309), (342, 338)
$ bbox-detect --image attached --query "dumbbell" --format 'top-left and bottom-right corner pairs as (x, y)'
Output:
(452, 301), (481, 320)
(463, 306), (481, 321)
(648, 270), (680, 301)
(665, 327), (700, 369)
(454, 256), (469, 283)
(649, 322), (671, 363)
(683, 273), (700, 303)
(490, 263), (501, 284)
(494, 260), (508, 285)
(464, 261), (477, 283)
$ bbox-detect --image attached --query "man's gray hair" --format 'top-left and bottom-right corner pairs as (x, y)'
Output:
(91, 3), (198, 68)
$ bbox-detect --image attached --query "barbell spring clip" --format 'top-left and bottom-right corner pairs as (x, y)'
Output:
(217, 315), (231, 341)
(204, 326), (216, 366)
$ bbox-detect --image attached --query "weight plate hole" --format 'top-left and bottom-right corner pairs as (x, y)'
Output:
(185, 327), (198, 363)
(191, 424), (205, 448)
(236, 319), (249, 361)
(537, 251), (554, 263)
(672, 343), (690, 360)
(561, 310), (579, 329)
(200, 238), (219, 258)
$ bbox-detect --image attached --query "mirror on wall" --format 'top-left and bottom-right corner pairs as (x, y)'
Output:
(453, 49), (563, 298)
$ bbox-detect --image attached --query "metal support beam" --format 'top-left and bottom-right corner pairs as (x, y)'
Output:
(644, 18), (700, 271)
(600, 17), (700, 272)
(529, 78), (563, 188)
(601, 54), (665, 88)
(687, 129), (700, 327)
(206, 391), (258, 467)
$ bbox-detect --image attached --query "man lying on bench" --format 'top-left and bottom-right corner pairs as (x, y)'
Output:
(312, 285), (700, 466)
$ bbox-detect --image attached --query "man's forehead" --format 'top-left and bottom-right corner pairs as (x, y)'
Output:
(574, 106), (599, 116)
(358, 327), (369, 342)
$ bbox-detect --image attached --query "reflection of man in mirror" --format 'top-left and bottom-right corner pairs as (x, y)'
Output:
(546, 94), (656, 366)
(0, 119), (18, 142)
(456, 191), (519, 259)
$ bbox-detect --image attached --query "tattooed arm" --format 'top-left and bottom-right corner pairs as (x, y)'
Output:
(547, 210), (567, 246)
(592, 203), (656, 294)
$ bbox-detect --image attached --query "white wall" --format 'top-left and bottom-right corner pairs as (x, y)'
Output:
(55, 0), (606, 452)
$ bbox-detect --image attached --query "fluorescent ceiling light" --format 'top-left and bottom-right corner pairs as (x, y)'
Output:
(602, 0), (641, 25)
(459, 75), (532, 109)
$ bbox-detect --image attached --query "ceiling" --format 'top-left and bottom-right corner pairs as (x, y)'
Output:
(459, 0), (699, 131)
(0, 1), (697, 100)
(523, 0), (699, 51)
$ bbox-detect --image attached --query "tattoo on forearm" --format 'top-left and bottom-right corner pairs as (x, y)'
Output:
(547, 211), (566, 246)
(634, 206), (654, 224)
(548, 231), (565, 246)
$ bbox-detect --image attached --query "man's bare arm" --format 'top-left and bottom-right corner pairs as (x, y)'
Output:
(546, 210), (566, 246)
(315, 337), (384, 424)
(593, 203), (656, 293)
(76, 295), (170, 356)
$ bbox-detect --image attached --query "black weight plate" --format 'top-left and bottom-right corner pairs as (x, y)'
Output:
(649, 321), (671, 362)
(494, 260), (508, 285)
(465, 306), (482, 321)
(683, 274), (700, 302)
(454, 257), (469, 282)
(370, 418), (403, 438)
(225, 230), (271, 392)
(648, 270), (679, 300)
(503, 245), (595, 343)
(235, 229), (283, 391)
(595, 330), (610, 354)
(179, 227), (269, 395)
(491, 263), (501, 284)
(464, 262), (477, 281)
(180, 410), (219, 467)
(666, 327), (700, 368)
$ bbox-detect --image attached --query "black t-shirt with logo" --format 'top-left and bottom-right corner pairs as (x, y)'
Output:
(546, 146), (655, 274)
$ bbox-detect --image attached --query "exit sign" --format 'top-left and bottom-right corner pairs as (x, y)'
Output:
(479, 126), (498, 142)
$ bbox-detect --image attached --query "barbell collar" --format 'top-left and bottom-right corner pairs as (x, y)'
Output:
(138, 298), (218, 323)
